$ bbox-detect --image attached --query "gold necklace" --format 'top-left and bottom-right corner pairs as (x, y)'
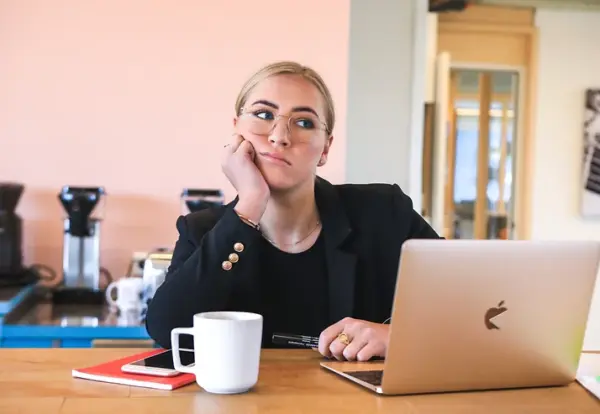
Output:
(261, 220), (322, 248)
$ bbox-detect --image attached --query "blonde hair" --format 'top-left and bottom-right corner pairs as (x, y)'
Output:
(234, 61), (335, 134)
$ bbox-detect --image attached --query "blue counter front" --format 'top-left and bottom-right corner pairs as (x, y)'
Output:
(0, 285), (153, 348)
(0, 324), (151, 348)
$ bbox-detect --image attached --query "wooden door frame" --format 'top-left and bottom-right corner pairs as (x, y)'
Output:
(437, 7), (538, 240)
(450, 62), (527, 239)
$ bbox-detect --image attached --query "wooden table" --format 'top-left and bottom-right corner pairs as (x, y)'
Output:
(2, 348), (600, 413)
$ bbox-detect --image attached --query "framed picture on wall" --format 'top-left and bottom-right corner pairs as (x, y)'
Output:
(582, 89), (600, 217)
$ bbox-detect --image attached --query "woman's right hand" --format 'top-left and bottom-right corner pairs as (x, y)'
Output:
(221, 134), (270, 223)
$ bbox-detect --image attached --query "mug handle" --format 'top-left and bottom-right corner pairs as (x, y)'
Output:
(105, 281), (118, 307)
(171, 328), (196, 374)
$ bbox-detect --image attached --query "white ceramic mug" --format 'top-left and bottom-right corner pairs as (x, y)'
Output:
(171, 311), (263, 394)
(105, 277), (144, 313)
(105, 308), (143, 326)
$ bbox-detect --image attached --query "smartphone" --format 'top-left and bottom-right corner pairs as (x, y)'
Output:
(121, 349), (195, 377)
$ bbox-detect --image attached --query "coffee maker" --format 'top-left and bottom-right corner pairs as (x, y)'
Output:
(0, 183), (24, 280)
(180, 188), (224, 214)
(58, 186), (106, 291)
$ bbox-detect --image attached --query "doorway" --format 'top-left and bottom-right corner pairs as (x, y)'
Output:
(447, 69), (520, 240)
(428, 3), (538, 240)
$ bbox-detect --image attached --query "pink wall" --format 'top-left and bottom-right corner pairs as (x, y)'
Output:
(0, 0), (349, 284)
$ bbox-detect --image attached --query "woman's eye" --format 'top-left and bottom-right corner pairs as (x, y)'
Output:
(253, 110), (274, 121)
(295, 118), (315, 129)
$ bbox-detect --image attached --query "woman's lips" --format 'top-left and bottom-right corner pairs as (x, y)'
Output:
(259, 152), (291, 166)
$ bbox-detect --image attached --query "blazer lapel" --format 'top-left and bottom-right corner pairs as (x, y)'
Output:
(314, 177), (357, 325)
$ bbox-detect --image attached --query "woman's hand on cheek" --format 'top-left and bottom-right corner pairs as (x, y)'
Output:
(221, 134), (270, 222)
(318, 317), (389, 362)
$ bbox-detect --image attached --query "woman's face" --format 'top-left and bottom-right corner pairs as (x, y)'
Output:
(234, 74), (332, 193)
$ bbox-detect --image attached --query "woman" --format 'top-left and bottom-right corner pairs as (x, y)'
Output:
(145, 61), (441, 362)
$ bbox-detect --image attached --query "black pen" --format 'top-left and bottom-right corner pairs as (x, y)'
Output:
(272, 333), (319, 349)
(272, 333), (386, 361)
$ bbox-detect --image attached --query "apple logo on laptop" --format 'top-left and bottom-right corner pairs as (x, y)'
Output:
(484, 301), (507, 330)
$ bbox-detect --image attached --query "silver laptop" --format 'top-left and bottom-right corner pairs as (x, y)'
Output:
(320, 239), (600, 395)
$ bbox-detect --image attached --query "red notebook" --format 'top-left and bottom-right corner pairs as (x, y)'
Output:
(71, 349), (196, 390)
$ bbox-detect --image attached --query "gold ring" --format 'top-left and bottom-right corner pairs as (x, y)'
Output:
(337, 332), (351, 346)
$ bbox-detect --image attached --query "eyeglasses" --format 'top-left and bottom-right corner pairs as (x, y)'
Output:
(238, 107), (329, 142)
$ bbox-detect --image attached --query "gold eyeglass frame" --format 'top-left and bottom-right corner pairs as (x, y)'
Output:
(238, 107), (330, 137)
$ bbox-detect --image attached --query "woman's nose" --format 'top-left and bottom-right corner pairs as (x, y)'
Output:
(268, 118), (291, 147)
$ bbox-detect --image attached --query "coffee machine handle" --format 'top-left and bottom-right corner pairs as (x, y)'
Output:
(105, 281), (118, 307)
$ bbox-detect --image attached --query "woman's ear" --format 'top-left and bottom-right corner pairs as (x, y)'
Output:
(318, 135), (334, 166)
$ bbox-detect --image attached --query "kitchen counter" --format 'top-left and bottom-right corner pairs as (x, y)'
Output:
(0, 285), (152, 348)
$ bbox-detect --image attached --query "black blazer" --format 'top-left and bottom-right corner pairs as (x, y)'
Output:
(145, 176), (441, 349)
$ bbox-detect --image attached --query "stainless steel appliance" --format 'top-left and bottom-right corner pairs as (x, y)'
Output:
(58, 186), (108, 290)
(180, 188), (224, 214)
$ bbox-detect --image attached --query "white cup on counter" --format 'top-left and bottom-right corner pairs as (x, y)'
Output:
(104, 308), (144, 326)
(105, 277), (145, 313)
(171, 311), (263, 394)
(141, 250), (171, 305)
